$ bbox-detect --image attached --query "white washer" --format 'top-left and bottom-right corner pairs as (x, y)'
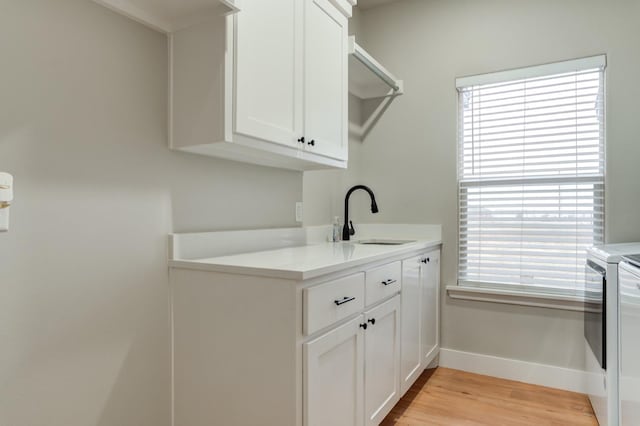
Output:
(619, 257), (640, 425)
(586, 243), (640, 426)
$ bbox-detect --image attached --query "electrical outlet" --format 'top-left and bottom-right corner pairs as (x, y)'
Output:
(295, 202), (303, 223)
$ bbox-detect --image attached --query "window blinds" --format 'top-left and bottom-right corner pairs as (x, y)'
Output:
(457, 56), (605, 295)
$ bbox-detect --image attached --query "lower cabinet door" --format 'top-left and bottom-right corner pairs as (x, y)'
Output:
(421, 250), (440, 366)
(304, 315), (365, 426)
(364, 296), (401, 426)
(400, 255), (422, 394)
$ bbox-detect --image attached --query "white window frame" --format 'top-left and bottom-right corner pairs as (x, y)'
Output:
(448, 55), (606, 311)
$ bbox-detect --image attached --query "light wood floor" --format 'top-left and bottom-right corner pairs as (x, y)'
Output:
(381, 368), (598, 426)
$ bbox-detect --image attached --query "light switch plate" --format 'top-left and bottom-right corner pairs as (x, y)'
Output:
(0, 172), (12, 232)
(295, 202), (303, 223)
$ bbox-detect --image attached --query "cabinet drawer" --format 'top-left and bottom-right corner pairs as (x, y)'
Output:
(365, 261), (401, 306)
(304, 273), (365, 335)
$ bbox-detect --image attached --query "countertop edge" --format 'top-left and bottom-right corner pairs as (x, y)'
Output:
(168, 260), (302, 280)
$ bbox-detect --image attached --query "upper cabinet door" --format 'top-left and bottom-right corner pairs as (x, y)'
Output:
(234, 0), (303, 148)
(303, 0), (348, 160)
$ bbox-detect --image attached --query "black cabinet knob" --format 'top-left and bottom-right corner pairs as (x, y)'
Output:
(367, 318), (376, 325)
(359, 323), (368, 330)
(421, 257), (430, 264)
(308, 139), (315, 146)
(297, 137), (305, 144)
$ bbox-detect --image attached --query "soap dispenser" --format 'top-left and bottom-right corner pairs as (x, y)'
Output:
(332, 216), (341, 242)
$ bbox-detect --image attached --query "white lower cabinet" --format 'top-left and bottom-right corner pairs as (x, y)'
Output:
(171, 246), (440, 426)
(305, 316), (365, 426)
(364, 296), (401, 426)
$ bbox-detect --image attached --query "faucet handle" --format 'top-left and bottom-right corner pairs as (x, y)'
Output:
(349, 220), (355, 236)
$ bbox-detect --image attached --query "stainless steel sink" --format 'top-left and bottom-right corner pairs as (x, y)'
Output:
(356, 239), (416, 245)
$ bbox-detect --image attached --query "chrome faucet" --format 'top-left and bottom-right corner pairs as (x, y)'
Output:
(342, 185), (379, 241)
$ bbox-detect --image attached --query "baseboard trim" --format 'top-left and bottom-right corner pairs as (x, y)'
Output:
(439, 348), (587, 394)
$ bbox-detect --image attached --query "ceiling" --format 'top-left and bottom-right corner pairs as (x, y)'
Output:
(357, 0), (404, 10)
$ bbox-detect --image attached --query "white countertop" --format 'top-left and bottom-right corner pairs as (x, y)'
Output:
(170, 239), (441, 280)
(169, 225), (442, 280)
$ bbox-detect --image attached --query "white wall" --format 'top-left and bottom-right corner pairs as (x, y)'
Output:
(305, 0), (640, 369)
(0, 1), (301, 425)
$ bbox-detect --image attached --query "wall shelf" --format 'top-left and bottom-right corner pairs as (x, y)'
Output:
(348, 36), (403, 99)
(348, 36), (402, 140)
(92, 0), (240, 33)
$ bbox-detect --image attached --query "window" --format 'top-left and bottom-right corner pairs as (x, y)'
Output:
(456, 56), (605, 297)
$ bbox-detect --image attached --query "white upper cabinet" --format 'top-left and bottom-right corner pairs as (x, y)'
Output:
(168, 0), (349, 171)
(303, 0), (348, 161)
(94, 0), (350, 169)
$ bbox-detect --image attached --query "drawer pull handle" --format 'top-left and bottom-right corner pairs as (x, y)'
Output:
(359, 323), (368, 330)
(382, 279), (397, 286)
(420, 257), (430, 264)
(367, 318), (376, 325)
(334, 296), (356, 306)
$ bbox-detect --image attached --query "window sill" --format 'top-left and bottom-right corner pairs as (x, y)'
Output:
(446, 285), (598, 312)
